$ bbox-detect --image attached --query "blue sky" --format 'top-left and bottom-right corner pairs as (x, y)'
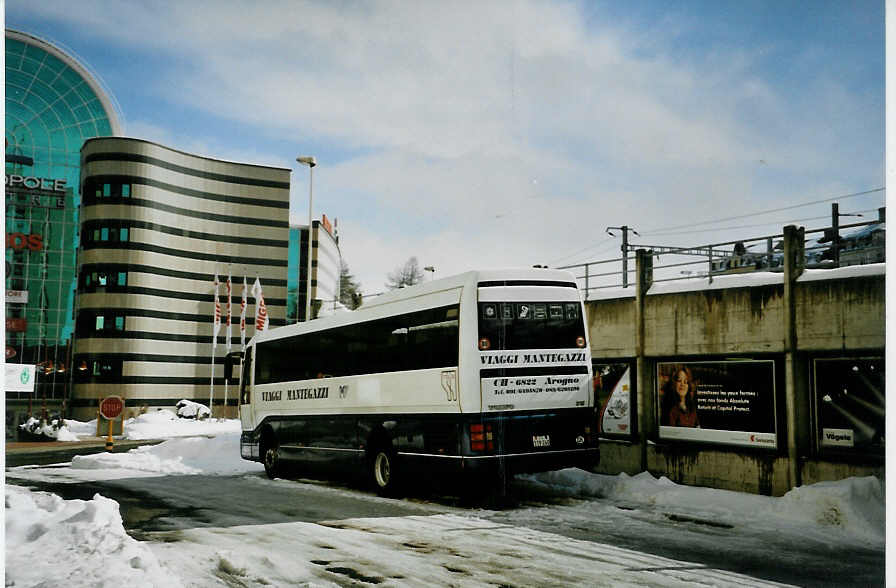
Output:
(6, 1), (885, 293)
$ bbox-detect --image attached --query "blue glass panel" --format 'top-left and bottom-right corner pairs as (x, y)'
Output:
(36, 66), (59, 86)
(73, 80), (96, 102)
(60, 87), (85, 111)
(41, 52), (66, 75)
(72, 103), (91, 122)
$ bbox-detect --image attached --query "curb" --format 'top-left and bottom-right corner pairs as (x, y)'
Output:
(5, 438), (167, 467)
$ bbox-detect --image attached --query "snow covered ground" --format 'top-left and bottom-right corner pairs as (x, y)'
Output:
(5, 410), (886, 587)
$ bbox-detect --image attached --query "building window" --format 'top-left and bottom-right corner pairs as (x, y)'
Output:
(83, 180), (134, 204)
(83, 222), (131, 246)
(76, 357), (123, 383)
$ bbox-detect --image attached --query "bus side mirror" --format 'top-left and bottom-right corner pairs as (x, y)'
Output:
(224, 351), (244, 384)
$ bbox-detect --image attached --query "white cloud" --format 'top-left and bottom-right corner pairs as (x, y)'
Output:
(12, 1), (883, 284)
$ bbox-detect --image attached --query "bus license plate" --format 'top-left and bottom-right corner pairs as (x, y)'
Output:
(532, 434), (551, 448)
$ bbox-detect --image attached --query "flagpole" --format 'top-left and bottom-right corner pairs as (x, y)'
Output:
(224, 272), (232, 419)
(211, 274), (221, 415)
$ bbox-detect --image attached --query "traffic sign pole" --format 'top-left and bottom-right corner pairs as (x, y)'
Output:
(98, 396), (124, 452)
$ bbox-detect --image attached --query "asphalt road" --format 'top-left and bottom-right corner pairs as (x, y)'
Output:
(6, 467), (884, 588)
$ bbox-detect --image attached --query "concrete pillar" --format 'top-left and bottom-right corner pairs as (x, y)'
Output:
(635, 249), (653, 472)
(782, 225), (805, 488)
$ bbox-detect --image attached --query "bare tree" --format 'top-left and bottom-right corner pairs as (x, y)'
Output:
(386, 256), (424, 290)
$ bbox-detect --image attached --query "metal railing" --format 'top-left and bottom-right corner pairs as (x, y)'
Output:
(557, 215), (885, 299)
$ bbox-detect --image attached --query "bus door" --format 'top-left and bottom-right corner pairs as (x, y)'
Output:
(237, 347), (254, 429)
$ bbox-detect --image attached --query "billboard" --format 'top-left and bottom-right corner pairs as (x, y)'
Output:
(657, 360), (777, 448)
(814, 357), (884, 453)
(593, 361), (635, 437)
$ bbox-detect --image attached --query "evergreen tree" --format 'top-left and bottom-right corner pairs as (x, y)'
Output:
(339, 259), (363, 309)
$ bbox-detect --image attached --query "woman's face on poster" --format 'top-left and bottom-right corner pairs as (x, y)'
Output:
(674, 370), (689, 399)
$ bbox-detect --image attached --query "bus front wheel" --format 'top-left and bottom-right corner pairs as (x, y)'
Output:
(262, 433), (280, 479)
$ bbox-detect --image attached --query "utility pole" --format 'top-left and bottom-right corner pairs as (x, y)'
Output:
(606, 225), (639, 287)
(831, 203), (840, 268)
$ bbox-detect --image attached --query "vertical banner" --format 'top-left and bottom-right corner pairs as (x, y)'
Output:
(225, 274), (232, 353)
(593, 361), (634, 437)
(240, 277), (247, 351)
(212, 274), (221, 348)
(252, 277), (269, 331)
(814, 357), (884, 453)
(657, 360), (777, 448)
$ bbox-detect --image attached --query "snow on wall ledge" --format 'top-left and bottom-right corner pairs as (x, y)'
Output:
(585, 262), (884, 300)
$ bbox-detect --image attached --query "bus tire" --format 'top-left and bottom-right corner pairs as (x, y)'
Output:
(369, 444), (400, 497)
(261, 431), (280, 479)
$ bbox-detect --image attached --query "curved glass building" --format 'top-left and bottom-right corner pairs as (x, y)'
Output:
(5, 29), (121, 402)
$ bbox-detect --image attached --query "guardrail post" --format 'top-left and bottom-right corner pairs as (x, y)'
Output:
(782, 225), (806, 489)
(635, 249), (653, 472)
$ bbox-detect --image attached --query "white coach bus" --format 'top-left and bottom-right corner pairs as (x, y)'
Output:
(238, 268), (598, 494)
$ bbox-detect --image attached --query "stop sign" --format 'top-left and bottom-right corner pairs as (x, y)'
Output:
(99, 396), (124, 420)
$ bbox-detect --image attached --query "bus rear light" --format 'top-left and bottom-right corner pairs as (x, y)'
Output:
(470, 423), (494, 452)
(576, 336), (586, 348)
(478, 337), (491, 351)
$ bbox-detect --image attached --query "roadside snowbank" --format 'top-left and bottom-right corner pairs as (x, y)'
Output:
(519, 469), (884, 547)
(63, 407), (240, 440)
(6, 485), (178, 587)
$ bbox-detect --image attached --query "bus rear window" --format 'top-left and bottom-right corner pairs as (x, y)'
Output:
(478, 302), (585, 350)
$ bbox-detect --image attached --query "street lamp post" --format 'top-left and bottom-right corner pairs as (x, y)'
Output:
(297, 156), (316, 322)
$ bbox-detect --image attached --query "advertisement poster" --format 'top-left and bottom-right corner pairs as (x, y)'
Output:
(657, 360), (776, 448)
(814, 357), (884, 453)
(593, 362), (634, 437)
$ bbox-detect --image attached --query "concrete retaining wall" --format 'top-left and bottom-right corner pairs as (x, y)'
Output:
(586, 259), (884, 496)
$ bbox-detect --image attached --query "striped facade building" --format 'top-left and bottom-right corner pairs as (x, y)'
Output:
(72, 137), (290, 419)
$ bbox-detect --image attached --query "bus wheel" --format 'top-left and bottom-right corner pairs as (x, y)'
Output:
(370, 446), (400, 497)
(262, 434), (280, 479)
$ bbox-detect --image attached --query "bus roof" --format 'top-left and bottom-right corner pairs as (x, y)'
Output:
(250, 267), (578, 345)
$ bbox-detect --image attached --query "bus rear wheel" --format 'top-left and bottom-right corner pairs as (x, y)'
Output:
(370, 446), (400, 497)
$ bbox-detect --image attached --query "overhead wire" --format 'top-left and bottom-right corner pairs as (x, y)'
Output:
(549, 187), (885, 266)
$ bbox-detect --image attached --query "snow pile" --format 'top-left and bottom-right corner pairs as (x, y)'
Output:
(175, 399), (211, 419)
(5, 485), (181, 587)
(520, 469), (885, 547)
(54, 405), (235, 442)
(19, 416), (80, 441)
(119, 408), (238, 440)
(62, 407), (240, 441)
(771, 475), (885, 544)
(70, 432), (261, 476)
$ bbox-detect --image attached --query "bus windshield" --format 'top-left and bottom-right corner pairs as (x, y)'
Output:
(478, 301), (585, 350)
